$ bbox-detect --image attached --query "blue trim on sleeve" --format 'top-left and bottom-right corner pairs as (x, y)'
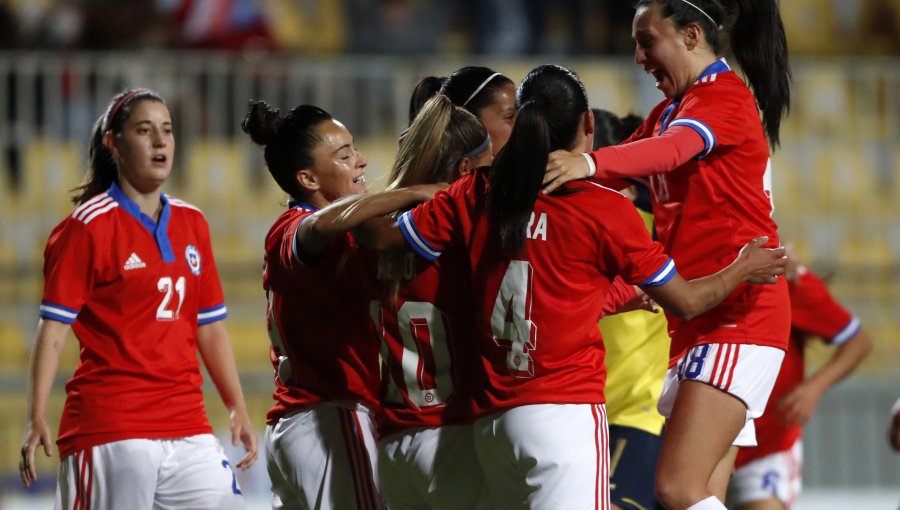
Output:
(38, 301), (79, 324)
(197, 304), (228, 325)
(640, 258), (676, 287)
(831, 316), (861, 346)
(398, 211), (440, 261)
(668, 118), (716, 159)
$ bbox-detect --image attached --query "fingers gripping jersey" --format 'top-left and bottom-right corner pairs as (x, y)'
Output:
(735, 267), (859, 468)
(399, 171), (675, 416)
(263, 202), (380, 423)
(39, 183), (226, 457)
(624, 60), (790, 360)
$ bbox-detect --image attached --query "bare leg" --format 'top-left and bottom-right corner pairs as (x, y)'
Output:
(708, 445), (737, 500)
(655, 381), (746, 510)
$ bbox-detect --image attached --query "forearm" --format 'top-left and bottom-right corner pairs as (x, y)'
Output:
(591, 126), (705, 180)
(307, 189), (430, 236)
(353, 216), (407, 251)
(196, 321), (248, 413)
(26, 319), (69, 422)
(644, 260), (746, 321)
(805, 329), (872, 393)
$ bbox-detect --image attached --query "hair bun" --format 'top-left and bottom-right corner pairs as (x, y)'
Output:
(241, 100), (284, 145)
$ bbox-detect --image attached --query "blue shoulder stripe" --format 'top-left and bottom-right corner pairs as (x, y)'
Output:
(640, 258), (676, 287)
(398, 211), (440, 261)
(198, 304), (228, 325)
(668, 118), (716, 159)
(831, 316), (861, 345)
(39, 301), (79, 324)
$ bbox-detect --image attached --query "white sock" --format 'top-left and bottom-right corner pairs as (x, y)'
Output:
(686, 496), (727, 510)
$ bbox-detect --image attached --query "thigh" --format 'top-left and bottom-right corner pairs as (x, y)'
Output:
(659, 344), (784, 448)
(268, 404), (384, 510)
(731, 440), (802, 509)
(474, 404), (609, 510)
(379, 425), (492, 510)
(608, 425), (662, 510)
(154, 434), (245, 510)
(656, 380), (746, 500)
(55, 439), (161, 510)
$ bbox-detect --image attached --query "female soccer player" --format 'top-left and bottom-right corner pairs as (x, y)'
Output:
(412, 66), (517, 156)
(373, 94), (495, 510)
(730, 252), (871, 510)
(542, 2), (793, 508)
(20, 88), (257, 509)
(242, 100), (440, 510)
(328, 64), (786, 509)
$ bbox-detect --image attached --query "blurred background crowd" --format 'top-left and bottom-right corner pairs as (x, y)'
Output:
(0, 0), (899, 55)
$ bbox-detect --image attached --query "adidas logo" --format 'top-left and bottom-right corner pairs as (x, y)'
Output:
(124, 252), (147, 271)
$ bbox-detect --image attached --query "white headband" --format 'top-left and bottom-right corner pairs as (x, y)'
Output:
(462, 72), (502, 107)
(679, 0), (721, 30)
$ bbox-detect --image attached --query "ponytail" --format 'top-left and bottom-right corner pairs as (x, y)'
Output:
(71, 88), (164, 205)
(487, 100), (551, 255)
(408, 76), (446, 124)
(486, 64), (588, 256)
(729, 0), (791, 147)
(389, 94), (486, 191)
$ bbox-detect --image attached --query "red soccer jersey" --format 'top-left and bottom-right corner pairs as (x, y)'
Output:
(263, 201), (380, 424)
(735, 267), (859, 467)
(603, 60), (790, 362)
(372, 243), (483, 436)
(399, 170), (675, 417)
(39, 184), (226, 457)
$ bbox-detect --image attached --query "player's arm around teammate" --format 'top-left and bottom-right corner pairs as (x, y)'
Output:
(242, 100), (445, 510)
(342, 65), (784, 510)
(540, 2), (793, 508)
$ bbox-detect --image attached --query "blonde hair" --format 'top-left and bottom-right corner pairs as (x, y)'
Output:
(386, 94), (487, 190)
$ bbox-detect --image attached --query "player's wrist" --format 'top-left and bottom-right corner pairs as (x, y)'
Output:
(581, 153), (596, 178)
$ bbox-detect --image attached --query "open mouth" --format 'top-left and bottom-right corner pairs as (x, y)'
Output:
(152, 155), (168, 164)
(352, 175), (366, 184)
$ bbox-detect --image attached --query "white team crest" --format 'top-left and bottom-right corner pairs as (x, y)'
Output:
(185, 245), (201, 275)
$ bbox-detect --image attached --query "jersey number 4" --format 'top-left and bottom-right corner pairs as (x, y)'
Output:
(156, 276), (185, 321)
(491, 260), (538, 378)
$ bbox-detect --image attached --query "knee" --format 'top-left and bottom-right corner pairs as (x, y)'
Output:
(655, 471), (700, 510)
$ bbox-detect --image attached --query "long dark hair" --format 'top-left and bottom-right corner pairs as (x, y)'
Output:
(71, 88), (165, 205)
(439, 66), (515, 119)
(486, 64), (588, 255)
(241, 101), (333, 199)
(637, 0), (791, 147)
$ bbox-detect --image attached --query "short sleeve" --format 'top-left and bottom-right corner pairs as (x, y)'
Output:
(400, 174), (475, 261)
(194, 215), (227, 325)
(40, 218), (96, 324)
(594, 189), (676, 286)
(790, 269), (859, 345)
(670, 80), (753, 158)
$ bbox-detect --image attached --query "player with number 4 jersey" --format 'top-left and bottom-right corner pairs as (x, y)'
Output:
(353, 65), (786, 509)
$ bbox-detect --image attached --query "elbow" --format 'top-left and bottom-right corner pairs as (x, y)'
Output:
(666, 296), (704, 321)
